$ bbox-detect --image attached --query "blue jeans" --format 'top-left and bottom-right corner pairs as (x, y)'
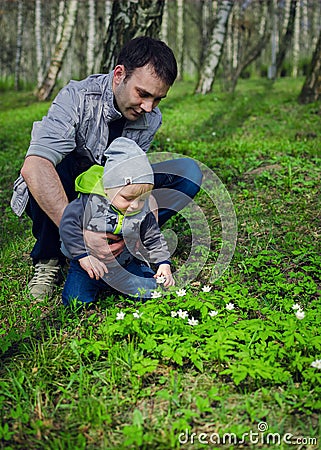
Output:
(62, 259), (157, 305)
(27, 152), (203, 263)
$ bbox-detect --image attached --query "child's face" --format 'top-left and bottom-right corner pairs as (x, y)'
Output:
(105, 183), (153, 214)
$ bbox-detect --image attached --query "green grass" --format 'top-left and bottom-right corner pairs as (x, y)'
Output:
(0, 77), (320, 449)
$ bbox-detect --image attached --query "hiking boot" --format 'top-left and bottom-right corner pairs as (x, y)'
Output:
(28, 258), (62, 300)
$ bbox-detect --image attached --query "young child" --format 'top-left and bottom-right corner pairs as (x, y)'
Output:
(59, 137), (174, 305)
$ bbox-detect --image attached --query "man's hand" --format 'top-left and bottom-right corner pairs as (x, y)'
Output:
(154, 263), (175, 288)
(79, 255), (108, 280)
(84, 230), (125, 261)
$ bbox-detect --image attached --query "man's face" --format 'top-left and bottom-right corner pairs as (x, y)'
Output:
(112, 64), (170, 121)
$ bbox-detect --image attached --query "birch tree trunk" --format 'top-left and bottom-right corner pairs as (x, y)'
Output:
(268, 0), (278, 80)
(100, 0), (164, 73)
(161, 0), (168, 43)
(292, 0), (300, 77)
(104, 0), (113, 30)
(228, 0), (271, 93)
(14, 0), (23, 90)
(35, 0), (79, 101)
(195, 0), (233, 95)
(275, 0), (297, 77)
(87, 0), (96, 74)
(35, 0), (43, 87)
(298, 30), (321, 104)
(176, 0), (184, 80)
(55, 1), (66, 46)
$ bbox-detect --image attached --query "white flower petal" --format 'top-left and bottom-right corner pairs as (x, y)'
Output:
(176, 289), (186, 297)
(311, 359), (321, 369)
(226, 303), (235, 311)
(295, 310), (305, 320)
(188, 317), (198, 326)
(202, 285), (212, 292)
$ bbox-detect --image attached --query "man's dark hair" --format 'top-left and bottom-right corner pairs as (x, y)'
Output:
(116, 36), (177, 86)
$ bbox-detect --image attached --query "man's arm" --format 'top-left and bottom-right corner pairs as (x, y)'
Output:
(21, 155), (68, 227)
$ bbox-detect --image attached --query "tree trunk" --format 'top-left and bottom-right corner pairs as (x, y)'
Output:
(292, 0), (300, 77)
(14, 0), (23, 90)
(161, 0), (168, 43)
(176, 0), (184, 80)
(298, 30), (321, 104)
(35, 0), (78, 101)
(229, 1), (271, 93)
(195, 0), (233, 95)
(100, 0), (165, 73)
(268, 0), (278, 80)
(275, 0), (297, 77)
(35, 0), (43, 87)
(86, 0), (96, 74)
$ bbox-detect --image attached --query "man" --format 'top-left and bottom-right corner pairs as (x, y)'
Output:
(11, 36), (202, 299)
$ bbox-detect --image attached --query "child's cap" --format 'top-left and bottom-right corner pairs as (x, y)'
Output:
(103, 137), (154, 188)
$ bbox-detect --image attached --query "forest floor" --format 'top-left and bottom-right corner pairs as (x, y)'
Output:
(0, 77), (320, 449)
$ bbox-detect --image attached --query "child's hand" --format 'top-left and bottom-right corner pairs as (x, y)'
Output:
(154, 263), (175, 288)
(79, 255), (108, 280)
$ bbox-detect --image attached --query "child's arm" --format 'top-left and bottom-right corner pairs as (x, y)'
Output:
(79, 255), (108, 280)
(154, 263), (175, 287)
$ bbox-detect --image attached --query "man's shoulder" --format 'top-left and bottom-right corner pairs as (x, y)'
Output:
(67, 73), (112, 95)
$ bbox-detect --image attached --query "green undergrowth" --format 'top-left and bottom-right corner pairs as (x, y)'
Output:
(0, 77), (320, 449)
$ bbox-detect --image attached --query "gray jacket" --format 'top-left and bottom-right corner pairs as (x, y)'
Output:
(11, 72), (162, 216)
(60, 193), (171, 268)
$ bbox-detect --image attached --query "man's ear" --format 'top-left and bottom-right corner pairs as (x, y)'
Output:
(113, 65), (126, 86)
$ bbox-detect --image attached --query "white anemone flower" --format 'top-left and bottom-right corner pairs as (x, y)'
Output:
(226, 303), (235, 311)
(292, 303), (301, 310)
(116, 311), (125, 320)
(295, 310), (305, 320)
(156, 276), (166, 284)
(188, 317), (199, 326)
(177, 309), (188, 319)
(311, 359), (321, 369)
(151, 291), (162, 299)
(209, 310), (219, 317)
(176, 289), (186, 297)
(202, 285), (212, 292)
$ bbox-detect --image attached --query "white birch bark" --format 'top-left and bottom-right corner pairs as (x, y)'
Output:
(35, 0), (43, 87)
(292, 0), (300, 77)
(282, 0), (291, 35)
(104, 0), (113, 29)
(195, 0), (233, 94)
(176, 0), (184, 80)
(55, 1), (66, 46)
(14, 0), (23, 90)
(301, 0), (308, 51)
(268, 0), (278, 80)
(36, 0), (79, 100)
(232, 2), (239, 70)
(161, 0), (168, 43)
(87, 0), (96, 74)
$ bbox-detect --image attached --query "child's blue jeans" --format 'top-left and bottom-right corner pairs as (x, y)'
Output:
(62, 258), (157, 305)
